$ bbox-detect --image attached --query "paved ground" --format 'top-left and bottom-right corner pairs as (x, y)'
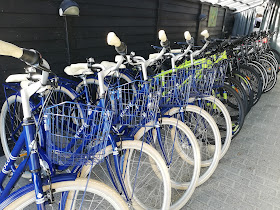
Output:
(185, 77), (280, 209)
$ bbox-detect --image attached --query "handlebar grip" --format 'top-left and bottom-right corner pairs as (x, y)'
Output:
(201, 30), (209, 39)
(21, 49), (41, 65)
(107, 32), (121, 47)
(0, 40), (23, 58)
(115, 42), (127, 55)
(0, 40), (41, 65)
(158, 30), (167, 42)
(184, 31), (191, 41)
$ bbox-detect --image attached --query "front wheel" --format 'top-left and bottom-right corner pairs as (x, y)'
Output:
(134, 118), (201, 210)
(5, 178), (129, 210)
(214, 84), (245, 138)
(80, 140), (172, 210)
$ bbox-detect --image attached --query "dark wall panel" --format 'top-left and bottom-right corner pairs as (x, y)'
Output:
(196, 4), (234, 44)
(158, 0), (201, 47)
(0, 0), (235, 102)
(70, 0), (158, 63)
(0, 0), (66, 85)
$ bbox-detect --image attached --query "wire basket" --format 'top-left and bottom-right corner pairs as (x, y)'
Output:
(184, 58), (217, 97)
(44, 102), (113, 166)
(155, 67), (194, 107)
(213, 59), (228, 88)
(108, 80), (161, 127)
(212, 51), (228, 88)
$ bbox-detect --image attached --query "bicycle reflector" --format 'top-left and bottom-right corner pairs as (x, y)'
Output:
(262, 38), (268, 43)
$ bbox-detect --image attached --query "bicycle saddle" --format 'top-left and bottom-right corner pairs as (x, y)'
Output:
(6, 74), (42, 83)
(64, 63), (93, 76)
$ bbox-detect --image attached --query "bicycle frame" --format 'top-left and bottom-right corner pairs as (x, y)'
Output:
(0, 80), (48, 209)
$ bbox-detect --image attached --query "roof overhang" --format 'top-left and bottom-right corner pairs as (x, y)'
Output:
(200, 0), (267, 13)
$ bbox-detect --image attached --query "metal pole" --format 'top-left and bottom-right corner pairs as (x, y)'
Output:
(64, 16), (71, 65)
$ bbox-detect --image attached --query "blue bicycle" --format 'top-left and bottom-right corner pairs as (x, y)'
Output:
(0, 40), (172, 209)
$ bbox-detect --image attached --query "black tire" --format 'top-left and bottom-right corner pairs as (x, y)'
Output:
(270, 48), (280, 73)
(238, 65), (262, 105)
(225, 77), (249, 114)
(248, 61), (268, 92)
(214, 84), (245, 138)
(232, 71), (254, 111)
(260, 59), (277, 93)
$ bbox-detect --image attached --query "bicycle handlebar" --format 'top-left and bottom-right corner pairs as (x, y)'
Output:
(0, 40), (43, 66)
(159, 30), (167, 42)
(184, 31), (191, 41)
(201, 30), (209, 39)
(107, 32), (127, 55)
(0, 40), (23, 58)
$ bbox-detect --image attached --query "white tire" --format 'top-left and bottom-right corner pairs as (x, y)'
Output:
(5, 178), (129, 210)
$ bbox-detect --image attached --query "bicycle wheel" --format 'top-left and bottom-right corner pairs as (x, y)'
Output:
(262, 53), (278, 71)
(0, 94), (24, 160)
(269, 48), (280, 73)
(164, 107), (222, 186)
(5, 178), (128, 210)
(165, 106), (221, 165)
(76, 77), (103, 104)
(134, 118), (201, 209)
(248, 61), (268, 92)
(226, 77), (249, 114)
(239, 64), (262, 105)
(232, 71), (254, 109)
(214, 84), (245, 138)
(191, 96), (232, 158)
(259, 59), (277, 93)
(80, 140), (172, 210)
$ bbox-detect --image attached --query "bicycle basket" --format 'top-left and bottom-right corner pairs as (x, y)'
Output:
(212, 51), (228, 88)
(189, 58), (218, 97)
(108, 79), (161, 127)
(155, 67), (194, 107)
(44, 102), (113, 166)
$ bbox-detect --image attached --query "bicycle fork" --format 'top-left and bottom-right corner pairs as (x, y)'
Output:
(20, 82), (46, 210)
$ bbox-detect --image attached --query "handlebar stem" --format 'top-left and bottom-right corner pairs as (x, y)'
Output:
(192, 40), (210, 57)
(163, 53), (176, 69)
(93, 56), (125, 98)
(20, 82), (42, 119)
(127, 56), (148, 80)
(146, 47), (167, 67)
(174, 44), (192, 62)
